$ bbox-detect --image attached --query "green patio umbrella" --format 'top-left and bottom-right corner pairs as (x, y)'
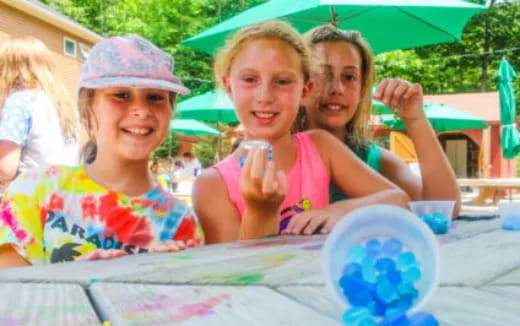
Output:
(182, 0), (486, 55)
(498, 58), (520, 159)
(382, 103), (488, 132)
(169, 119), (221, 136)
(176, 89), (238, 124)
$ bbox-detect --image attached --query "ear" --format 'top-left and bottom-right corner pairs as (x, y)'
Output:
(222, 75), (232, 97)
(301, 80), (314, 101)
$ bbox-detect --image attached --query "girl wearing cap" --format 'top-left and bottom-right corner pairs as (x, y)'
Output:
(0, 35), (203, 269)
(298, 26), (460, 219)
(0, 36), (79, 191)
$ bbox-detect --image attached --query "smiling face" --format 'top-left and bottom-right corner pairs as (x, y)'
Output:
(89, 87), (172, 162)
(223, 38), (311, 141)
(304, 41), (363, 134)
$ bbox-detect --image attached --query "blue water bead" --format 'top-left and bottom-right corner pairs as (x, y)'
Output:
(378, 313), (410, 326)
(359, 317), (378, 326)
(402, 266), (421, 283)
(382, 238), (403, 257)
(409, 312), (439, 326)
(376, 277), (399, 304)
(430, 213), (449, 234)
(368, 298), (388, 317)
(348, 287), (374, 307)
(348, 245), (368, 263)
(342, 262), (362, 278)
(397, 282), (419, 298)
(365, 238), (382, 258)
(396, 252), (416, 270)
(341, 276), (375, 305)
(362, 256), (377, 283)
(342, 307), (371, 325)
(386, 269), (402, 285)
(375, 258), (396, 273)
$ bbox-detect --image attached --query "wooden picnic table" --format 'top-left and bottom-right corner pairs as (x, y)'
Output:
(458, 178), (520, 205)
(0, 218), (519, 325)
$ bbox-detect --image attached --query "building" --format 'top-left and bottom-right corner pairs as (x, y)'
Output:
(374, 92), (516, 179)
(0, 0), (103, 97)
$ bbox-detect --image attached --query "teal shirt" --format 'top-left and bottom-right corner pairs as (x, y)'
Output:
(329, 143), (382, 203)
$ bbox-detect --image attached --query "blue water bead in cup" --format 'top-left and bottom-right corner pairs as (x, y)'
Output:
(419, 213), (449, 234)
(340, 237), (421, 324)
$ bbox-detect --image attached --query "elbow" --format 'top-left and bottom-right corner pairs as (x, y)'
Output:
(0, 166), (16, 182)
(390, 189), (411, 209)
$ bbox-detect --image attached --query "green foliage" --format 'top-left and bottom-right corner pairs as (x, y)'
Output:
(192, 135), (232, 167)
(152, 132), (180, 161)
(40, 0), (520, 115)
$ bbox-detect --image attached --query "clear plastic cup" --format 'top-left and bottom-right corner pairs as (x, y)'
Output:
(409, 201), (455, 226)
(321, 205), (440, 316)
(498, 203), (520, 230)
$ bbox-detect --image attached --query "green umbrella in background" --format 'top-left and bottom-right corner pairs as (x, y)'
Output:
(169, 119), (221, 136)
(382, 103), (488, 132)
(498, 58), (520, 159)
(182, 0), (486, 55)
(177, 89), (238, 124)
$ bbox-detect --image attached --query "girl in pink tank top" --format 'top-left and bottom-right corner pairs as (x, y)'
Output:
(193, 21), (409, 244)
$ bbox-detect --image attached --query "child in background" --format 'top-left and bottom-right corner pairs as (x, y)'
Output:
(193, 21), (409, 244)
(0, 35), (203, 269)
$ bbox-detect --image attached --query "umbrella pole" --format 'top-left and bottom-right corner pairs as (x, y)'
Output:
(329, 6), (338, 26)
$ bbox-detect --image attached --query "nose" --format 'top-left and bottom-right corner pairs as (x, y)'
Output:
(130, 98), (152, 119)
(328, 74), (344, 96)
(256, 82), (274, 105)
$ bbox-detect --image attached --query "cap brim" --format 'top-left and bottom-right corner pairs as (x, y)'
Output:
(79, 76), (190, 95)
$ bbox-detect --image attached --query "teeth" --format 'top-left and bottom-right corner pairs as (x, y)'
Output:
(125, 128), (151, 135)
(255, 112), (275, 118)
(325, 104), (343, 111)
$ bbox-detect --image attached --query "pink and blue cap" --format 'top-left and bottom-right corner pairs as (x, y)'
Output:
(78, 35), (189, 95)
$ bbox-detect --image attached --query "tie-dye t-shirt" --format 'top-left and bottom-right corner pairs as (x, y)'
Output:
(0, 165), (204, 265)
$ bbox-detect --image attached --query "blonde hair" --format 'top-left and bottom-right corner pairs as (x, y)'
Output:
(78, 88), (177, 164)
(214, 20), (312, 87)
(0, 35), (78, 141)
(302, 26), (375, 149)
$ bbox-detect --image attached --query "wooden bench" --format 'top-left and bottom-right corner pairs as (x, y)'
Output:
(457, 178), (520, 205)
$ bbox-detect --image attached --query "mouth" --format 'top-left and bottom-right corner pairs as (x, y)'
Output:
(252, 111), (279, 124)
(320, 103), (347, 112)
(121, 127), (155, 136)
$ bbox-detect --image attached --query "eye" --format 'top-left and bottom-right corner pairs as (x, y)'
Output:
(276, 78), (293, 85)
(147, 93), (167, 102)
(342, 73), (357, 81)
(241, 76), (256, 83)
(112, 91), (130, 99)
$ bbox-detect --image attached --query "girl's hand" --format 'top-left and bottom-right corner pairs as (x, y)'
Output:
(76, 249), (127, 261)
(240, 146), (286, 215)
(373, 78), (424, 123)
(282, 208), (338, 235)
(147, 239), (200, 253)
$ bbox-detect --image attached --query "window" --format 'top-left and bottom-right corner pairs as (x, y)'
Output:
(78, 43), (91, 61)
(64, 37), (77, 57)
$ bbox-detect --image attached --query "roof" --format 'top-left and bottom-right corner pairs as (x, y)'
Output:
(423, 92), (500, 122)
(1, 0), (103, 43)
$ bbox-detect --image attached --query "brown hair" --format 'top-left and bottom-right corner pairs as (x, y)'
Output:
(0, 35), (78, 141)
(301, 26), (376, 149)
(214, 20), (312, 87)
(78, 88), (177, 164)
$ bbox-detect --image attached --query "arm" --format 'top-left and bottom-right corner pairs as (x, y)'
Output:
(0, 244), (30, 269)
(193, 169), (241, 244)
(0, 141), (22, 182)
(374, 78), (461, 218)
(193, 147), (286, 244)
(285, 130), (409, 235)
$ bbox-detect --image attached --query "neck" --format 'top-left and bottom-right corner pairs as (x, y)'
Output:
(85, 152), (155, 197)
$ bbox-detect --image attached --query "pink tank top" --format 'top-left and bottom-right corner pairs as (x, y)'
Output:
(214, 132), (330, 233)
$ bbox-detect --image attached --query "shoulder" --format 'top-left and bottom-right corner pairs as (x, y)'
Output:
(194, 168), (226, 193)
